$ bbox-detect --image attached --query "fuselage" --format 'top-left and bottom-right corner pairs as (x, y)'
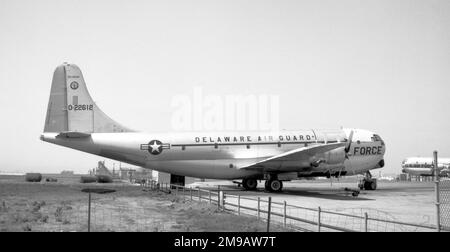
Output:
(41, 128), (385, 180)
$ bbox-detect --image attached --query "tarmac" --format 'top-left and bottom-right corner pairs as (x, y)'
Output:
(192, 179), (438, 229)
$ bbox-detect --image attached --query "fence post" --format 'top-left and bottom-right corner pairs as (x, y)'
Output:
(223, 192), (226, 209)
(190, 188), (193, 201)
(364, 212), (368, 232)
(266, 197), (272, 232)
(434, 150), (441, 232)
(238, 195), (241, 215)
(183, 186), (185, 199)
(217, 186), (220, 210)
(257, 197), (260, 220)
(318, 207), (321, 232)
(88, 192), (91, 232)
(283, 201), (287, 228)
(198, 188), (200, 201)
(209, 190), (211, 204)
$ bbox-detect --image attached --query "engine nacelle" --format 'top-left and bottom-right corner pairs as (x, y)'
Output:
(322, 147), (346, 165)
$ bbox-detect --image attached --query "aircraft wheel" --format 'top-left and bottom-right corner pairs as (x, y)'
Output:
(264, 180), (271, 191)
(369, 181), (377, 190)
(267, 180), (283, 192)
(363, 180), (377, 190)
(242, 178), (257, 190)
(358, 183), (364, 190)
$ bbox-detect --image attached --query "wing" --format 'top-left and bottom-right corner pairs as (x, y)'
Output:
(239, 142), (346, 172)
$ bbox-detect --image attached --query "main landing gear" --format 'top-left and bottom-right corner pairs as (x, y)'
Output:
(242, 178), (258, 190)
(264, 177), (283, 192)
(264, 174), (283, 192)
(358, 171), (377, 190)
(241, 177), (284, 192)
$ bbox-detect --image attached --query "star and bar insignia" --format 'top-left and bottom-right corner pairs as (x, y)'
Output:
(140, 140), (171, 155)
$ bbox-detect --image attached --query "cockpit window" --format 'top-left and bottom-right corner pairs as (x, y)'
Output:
(372, 134), (385, 146)
(372, 135), (382, 142)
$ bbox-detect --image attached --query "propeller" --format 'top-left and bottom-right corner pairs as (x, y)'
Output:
(345, 130), (354, 154)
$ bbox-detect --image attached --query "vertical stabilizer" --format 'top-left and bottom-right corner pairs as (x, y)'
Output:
(43, 63), (133, 133)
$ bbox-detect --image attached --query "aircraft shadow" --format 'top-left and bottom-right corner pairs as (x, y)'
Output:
(210, 185), (374, 201)
(275, 189), (374, 201)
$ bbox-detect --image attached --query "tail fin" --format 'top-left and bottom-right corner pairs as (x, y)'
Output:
(43, 63), (133, 133)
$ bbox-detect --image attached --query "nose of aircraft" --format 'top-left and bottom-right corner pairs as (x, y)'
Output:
(343, 128), (386, 157)
(343, 128), (385, 145)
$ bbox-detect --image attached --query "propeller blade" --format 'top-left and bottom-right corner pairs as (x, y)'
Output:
(345, 130), (354, 153)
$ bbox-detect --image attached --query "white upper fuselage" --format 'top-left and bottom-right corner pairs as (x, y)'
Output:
(41, 128), (385, 179)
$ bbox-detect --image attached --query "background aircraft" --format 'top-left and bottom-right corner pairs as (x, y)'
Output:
(41, 63), (386, 192)
(401, 157), (450, 177)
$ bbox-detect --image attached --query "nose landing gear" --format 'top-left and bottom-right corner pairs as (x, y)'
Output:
(358, 171), (377, 190)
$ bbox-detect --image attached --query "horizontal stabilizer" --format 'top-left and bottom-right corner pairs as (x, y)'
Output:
(56, 131), (91, 138)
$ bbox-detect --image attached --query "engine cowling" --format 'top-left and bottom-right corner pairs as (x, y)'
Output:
(323, 147), (346, 165)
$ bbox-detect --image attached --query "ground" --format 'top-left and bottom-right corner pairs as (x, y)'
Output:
(0, 175), (290, 232)
(193, 178), (439, 231)
(0, 174), (443, 232)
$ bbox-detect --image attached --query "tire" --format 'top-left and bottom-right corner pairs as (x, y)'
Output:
(242, 178), (257, 190)
(269, 180), (283, 192)
(264, 180), (271, 191)
(363, 180), (377, 190)
(370, 181), (377, 190)
(363, 181), (371, 190)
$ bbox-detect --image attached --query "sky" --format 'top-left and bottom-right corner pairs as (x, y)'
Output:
(0, 0), (449, 175)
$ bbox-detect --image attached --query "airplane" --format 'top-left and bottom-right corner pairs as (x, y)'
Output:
(40, 63), (386, 192)
(401, 157), (450, 177)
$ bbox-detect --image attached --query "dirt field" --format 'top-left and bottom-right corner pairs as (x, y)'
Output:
(0, 175), (290, 232)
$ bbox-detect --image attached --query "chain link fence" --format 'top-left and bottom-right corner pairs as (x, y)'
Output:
(439, 179), (450, 231)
